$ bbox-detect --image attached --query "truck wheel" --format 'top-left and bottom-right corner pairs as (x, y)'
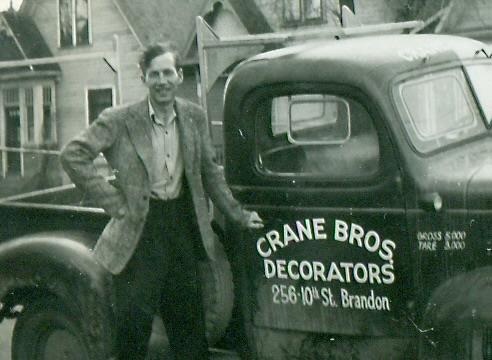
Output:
(470, 325), (492, 360)
(148, 236), (234, 357)
(420, 319), (492, 359)
(420, 267), (492, 360)
(11, 297), (93, 360)
(199, 236), (235, 345)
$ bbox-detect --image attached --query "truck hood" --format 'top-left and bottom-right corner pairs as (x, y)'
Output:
(416, 138), (492, 210)
(465, 162), (492, 210)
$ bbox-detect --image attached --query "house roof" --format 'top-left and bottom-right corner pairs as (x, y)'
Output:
(113, 0), (272, 61)
(227, 0), (272, 34)
(0, 10), (60, 78)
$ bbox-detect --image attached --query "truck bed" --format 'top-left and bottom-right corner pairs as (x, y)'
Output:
(0, 184), (109, 245)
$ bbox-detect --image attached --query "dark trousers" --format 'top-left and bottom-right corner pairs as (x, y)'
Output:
(113, 188), (209, 360)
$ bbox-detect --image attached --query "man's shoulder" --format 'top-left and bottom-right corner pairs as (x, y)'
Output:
(90, 100), (146, 131)
(176, 97), (205, 117)
(101, 99), (146, 118)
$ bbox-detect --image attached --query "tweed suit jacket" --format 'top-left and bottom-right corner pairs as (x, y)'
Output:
(60, 97), (248, 275)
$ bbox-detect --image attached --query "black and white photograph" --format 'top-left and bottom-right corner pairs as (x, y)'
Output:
(0, 0), (491, 359)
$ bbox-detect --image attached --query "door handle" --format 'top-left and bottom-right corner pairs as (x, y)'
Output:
(418, 192), (443, 212)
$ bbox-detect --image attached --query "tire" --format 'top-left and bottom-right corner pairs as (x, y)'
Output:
(12, 296), (94, 360)
(147, 236), (234, 357)
(419, 267), (492, 360)
(199, 236), (235, 345)
(420, 318), (492, 360)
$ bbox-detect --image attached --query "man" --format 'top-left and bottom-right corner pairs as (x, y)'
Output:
(60, 42), (263, 360)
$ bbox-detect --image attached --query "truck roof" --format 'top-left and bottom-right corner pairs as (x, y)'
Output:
(225, 34), (488, 107)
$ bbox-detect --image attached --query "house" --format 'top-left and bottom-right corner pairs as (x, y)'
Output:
(0, 0), (409, 195)
(412, 0), (492, 42)
(0, 0), (271, 193)
(18, 0), (272, 139)
(254, 0), (407, 31)
(0, 8), (61, 194)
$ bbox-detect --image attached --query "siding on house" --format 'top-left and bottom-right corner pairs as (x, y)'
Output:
(0, 10), (61, 187)
(23, 0), (145, 147)
(354, 0), (406, 25)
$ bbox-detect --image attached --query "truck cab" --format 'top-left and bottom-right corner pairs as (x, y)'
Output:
(221, 33), (492, 359)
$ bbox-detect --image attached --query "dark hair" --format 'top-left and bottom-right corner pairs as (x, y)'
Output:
(138, 41), (182, 74)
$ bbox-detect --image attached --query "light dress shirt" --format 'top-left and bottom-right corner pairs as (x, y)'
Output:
(148, 100), (184, 200)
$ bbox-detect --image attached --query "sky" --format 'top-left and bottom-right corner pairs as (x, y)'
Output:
(0, 0), (22, 11)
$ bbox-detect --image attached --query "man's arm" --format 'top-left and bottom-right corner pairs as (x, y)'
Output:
(195, 107), (262, 229)
(60, 108), (126, 218)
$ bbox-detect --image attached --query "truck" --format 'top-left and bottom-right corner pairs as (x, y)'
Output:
(1, 16), (492, 360)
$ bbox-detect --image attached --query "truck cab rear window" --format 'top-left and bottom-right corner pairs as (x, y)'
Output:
(256, 94), (380, 179)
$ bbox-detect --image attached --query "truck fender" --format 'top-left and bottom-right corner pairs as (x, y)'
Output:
(419, 266), (492, 359)
(0, 231), (114, 353)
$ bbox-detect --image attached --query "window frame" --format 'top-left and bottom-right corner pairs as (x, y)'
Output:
(252, 84), (386, 184)
(0, 82), (57, 177)
(57, 0), (92, 48)
(286, 95), (352, 145)
(42, 86), (57, 143)
(392, 64), (488, 155)
(85, 85), (115, 127)
(283, 0), (325, 27)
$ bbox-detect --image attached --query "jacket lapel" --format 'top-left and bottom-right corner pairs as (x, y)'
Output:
(125, 99), (153, 178)
(175, 98), (196, 175)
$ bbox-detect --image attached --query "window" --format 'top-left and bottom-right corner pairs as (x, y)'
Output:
(43, 87), (56, 142)
(271, 94), (348, 143)
(59, 0), (90, 47)
(0, 85), (57, 176)
(257, 93), (380, 179)
(3, 89), (21, 175)
(396, 68), (486, 153)
(304, 0), (322, 20)
(25, 88), (35, 143)
(284, 0), (323, 25)
(284, 0), (301, 22)
(87, 88), (113, 124)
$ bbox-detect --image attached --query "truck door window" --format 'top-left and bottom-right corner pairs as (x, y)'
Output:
(396, 67), (486, 153)
(257, 94), (380, 179)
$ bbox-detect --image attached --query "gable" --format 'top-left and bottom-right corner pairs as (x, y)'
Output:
(228, 0), (272, 34)
(0, 10), (60, 77)
(113, 0), (271, 62)
(114, 0), (206, 53)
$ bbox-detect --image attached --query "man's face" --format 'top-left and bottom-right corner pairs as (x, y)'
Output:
(143, 52), (183, 106)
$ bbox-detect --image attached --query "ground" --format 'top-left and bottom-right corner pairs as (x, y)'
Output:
(0, 319), (412, 359)
(0, 319), (240, 360)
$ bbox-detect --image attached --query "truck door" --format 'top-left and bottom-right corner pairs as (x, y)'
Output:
(229, 87), (411, 338)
